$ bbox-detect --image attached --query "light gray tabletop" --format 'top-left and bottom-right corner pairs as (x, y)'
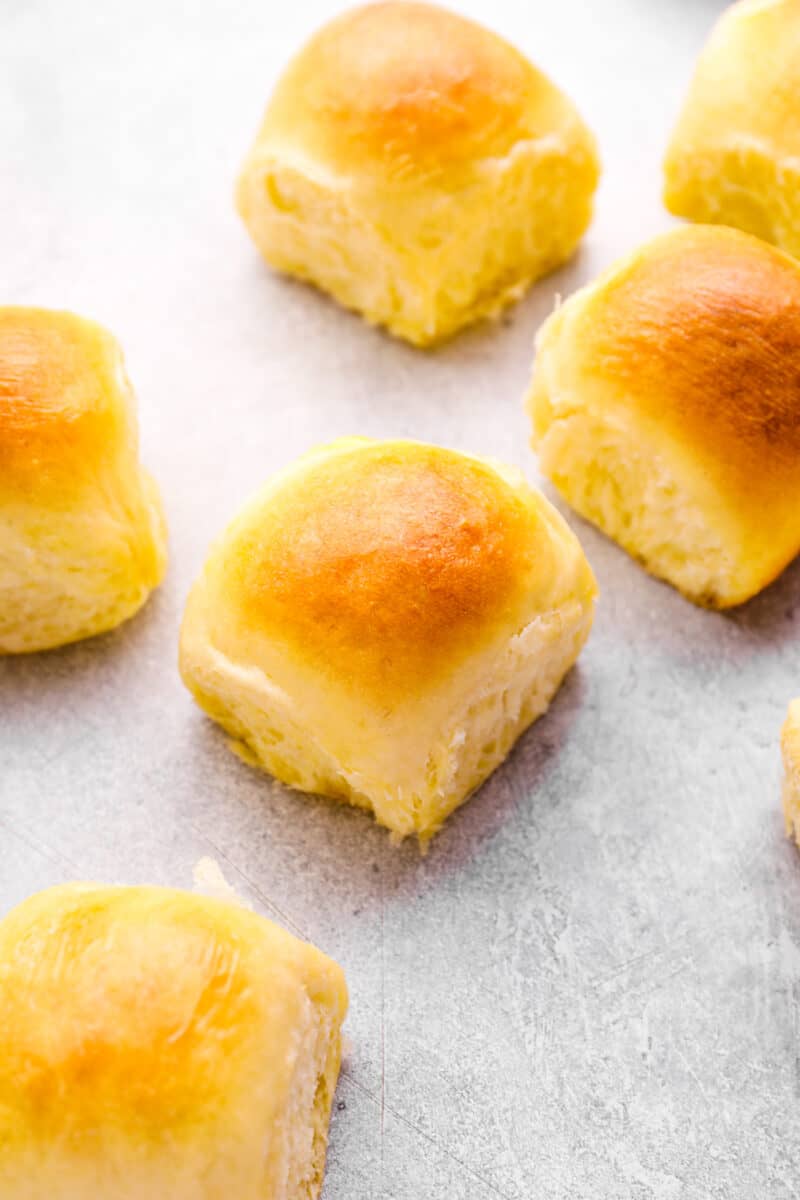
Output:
(3, 1), (799, 1196)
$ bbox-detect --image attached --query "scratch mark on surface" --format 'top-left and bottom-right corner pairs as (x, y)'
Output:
(190, 825), (308, 941)
(39, 726), (97, 767)
(379, 859), (386, 1196)
(672, 1043), (710, 1106)
(589, 904), (753, 994)
(340, 1071), (517, 1200)
(591, 944), (671, 987)
(0, 814), (82, 876)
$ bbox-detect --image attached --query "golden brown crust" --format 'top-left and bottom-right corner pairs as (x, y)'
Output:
(0, 307), (124, 482)
(258, 1), (576, 184)
(180, 439), (596, 836)
(236, 2), (598, 346)
(0, 306), (168, 653)
(213, 440), (581, 703)
(551, 226), (800, 514)
(0, 891), (261, 1144)
(221, 446), (563, 696)
(0, 884), (347, 1191)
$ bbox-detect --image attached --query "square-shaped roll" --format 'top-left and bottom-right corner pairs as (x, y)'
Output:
(236, 1), (600, 347)
(0, 307), (167, 653)
(0, 883), (348, 1200)
(782, 701), (800, 848)
(664, 0), (800, 258)
(179, 438), (596, 841)
(526, 225), (800, 608)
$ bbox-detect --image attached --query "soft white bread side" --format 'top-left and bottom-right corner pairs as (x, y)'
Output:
(782, 701), (800, 847)
(179, 438), (597, 841)
(0, 307), (167, 653)
(664, 0), (800, 258)
(236, 1), (599, 346)
(0, 883), (348, 1200)
(526, 225), (800, 608)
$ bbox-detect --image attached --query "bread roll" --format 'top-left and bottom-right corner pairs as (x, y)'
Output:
(179, 438), (596, 841)
(0, 883), (348, 1200)
(664, 0), (800, 257)
(782, 701), (800, 847)
(526, 224), (800, 607)
(236, 1), (599, 347)
(0, 307), (167, 653)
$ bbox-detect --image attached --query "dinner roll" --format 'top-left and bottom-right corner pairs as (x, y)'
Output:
(782, 701), (800, 848)
(0, 307), (166, 653)
(525, 224), (800, 608)
(236, 1), (599, 347)
(179, 438), (596, 841)
(0, 883), (348, 1200)
(664, 0), (800, 258)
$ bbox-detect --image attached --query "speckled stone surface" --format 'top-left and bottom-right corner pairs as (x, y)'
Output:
(2, 0), (800, 1196)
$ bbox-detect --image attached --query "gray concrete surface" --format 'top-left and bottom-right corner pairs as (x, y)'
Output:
(3, 0), (799, 1196)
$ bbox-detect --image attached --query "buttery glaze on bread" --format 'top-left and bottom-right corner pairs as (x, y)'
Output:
(236, 1), (600, 346)
(0, 883), (348, 1200)
(179, 438), (596, 841)
(782, 701), (800, 847)
(526, 224), (800, 607)
(0, 307), (166, 652)
(664, 0), (800, 257)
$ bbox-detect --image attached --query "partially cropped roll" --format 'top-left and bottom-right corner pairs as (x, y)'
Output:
(782, 701), (800, 848)
(236, 1), (600, 346)
(0, 307), (167, 652)
(180, 438), (596, 841)
(664, 0), (800, 257)
(0, 883), (348, 1200)
(526, 224), (800, 608)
